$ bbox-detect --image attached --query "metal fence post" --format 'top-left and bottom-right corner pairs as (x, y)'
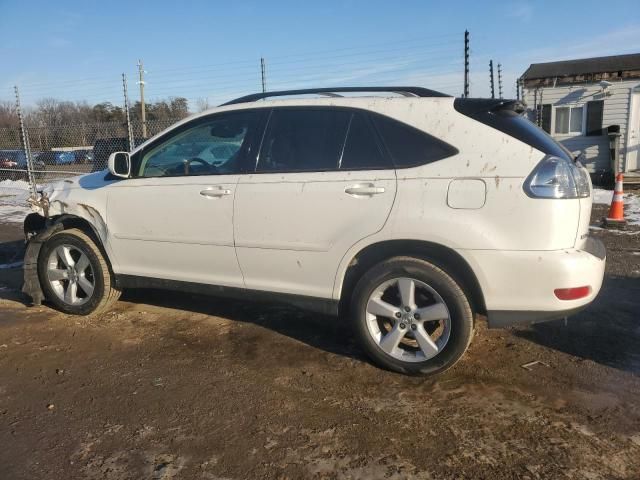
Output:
(14, 85), (37, 198)
(122, 73), (134, 151)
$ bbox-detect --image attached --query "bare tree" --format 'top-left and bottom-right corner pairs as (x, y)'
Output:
(0, 100), (18, 129)
(195, 97), (211, 113)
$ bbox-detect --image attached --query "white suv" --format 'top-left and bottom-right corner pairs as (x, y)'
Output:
(23, 87), (606, 375)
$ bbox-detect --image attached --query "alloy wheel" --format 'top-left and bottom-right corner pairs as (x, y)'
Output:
(365, 277), (451, 362)
(46, 244), (95, 306)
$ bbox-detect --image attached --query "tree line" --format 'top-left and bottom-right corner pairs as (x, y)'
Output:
(0, 97), (190, 129)
(0, 97), (191, 150)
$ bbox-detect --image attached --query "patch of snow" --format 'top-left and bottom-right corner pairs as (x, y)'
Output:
(592, 188), (640, 226)
(0, 179), (34, 224)
(0, 204), (31, 224)
(589, 225), (640, 235)
(0, 261), (23, 269)
(0, 179), (33, 190)
(592, 189), (613, 205)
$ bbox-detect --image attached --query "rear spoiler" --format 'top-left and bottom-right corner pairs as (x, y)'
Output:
(453, 98), (526, 116)
(454, 97), (573, 160)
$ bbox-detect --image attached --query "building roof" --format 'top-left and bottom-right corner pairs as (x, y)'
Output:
(521, 53), (640, 80)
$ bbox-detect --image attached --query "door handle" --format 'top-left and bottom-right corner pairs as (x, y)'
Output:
(345, 185), (386, 196)
(200, 187), (231, 198)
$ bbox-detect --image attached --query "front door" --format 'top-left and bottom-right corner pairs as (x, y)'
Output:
(234, 107), (397, 299)
(107, 110), (263, 287)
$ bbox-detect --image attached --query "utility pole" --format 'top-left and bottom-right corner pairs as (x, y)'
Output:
(489, 60), (495, 99)
(463, 30), (470, 98)
(137, 59), (147, 138)
(497, 63), (503, 99)
(260, 57), (267, 93)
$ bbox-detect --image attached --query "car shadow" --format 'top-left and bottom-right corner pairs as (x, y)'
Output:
(0, 230), (360, 363)
(119, 288), (365, 362)
(0, 230), (26, 304)
(514, 275), (640, 374)
(0, 238), (24, 266)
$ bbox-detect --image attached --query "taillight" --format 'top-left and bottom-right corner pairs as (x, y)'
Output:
(524, 155), (591, 199)
(572, 159), (591, 198)
(554, 286), (591, 300)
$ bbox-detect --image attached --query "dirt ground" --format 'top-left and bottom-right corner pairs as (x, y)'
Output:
(0, 204), (639, 480)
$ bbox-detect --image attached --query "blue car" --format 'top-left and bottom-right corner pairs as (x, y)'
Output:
(36, 151), (76, 165)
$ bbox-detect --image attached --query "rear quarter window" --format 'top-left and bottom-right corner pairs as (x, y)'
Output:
(371, 114), (458, 168)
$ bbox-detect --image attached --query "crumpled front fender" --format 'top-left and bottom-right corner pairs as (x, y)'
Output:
(22, 222), (63, 306)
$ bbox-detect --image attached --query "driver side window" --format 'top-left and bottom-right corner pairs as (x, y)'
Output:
(138, 111), (259, 177)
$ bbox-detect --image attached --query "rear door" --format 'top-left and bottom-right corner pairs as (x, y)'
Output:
(234, 107), (397, 299)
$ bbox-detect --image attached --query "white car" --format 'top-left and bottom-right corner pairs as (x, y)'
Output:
(23, 87), (606, 375)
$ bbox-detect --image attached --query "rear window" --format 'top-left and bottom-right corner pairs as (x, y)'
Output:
(371, 114), (458, 168)
(454, 99), (572, 160)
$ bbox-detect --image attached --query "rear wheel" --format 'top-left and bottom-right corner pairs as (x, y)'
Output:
(350, 256), (474, 375)
(38, 228), (120, 315)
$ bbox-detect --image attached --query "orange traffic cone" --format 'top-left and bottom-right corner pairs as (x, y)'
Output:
(604, 173), (626, 228)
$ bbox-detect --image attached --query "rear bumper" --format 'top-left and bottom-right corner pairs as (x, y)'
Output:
(458, 236), (606, 328)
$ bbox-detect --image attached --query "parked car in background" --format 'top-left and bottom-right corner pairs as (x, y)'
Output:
(0, 152), (19, 180)
(24, 87), (606, 376)
(36, 151), (76, 166)
(92, 138), (143, 172)
(0, 150), (45, 180)
(74, 149), (93, 164)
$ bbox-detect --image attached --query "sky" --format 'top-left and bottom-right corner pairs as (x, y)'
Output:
(2, 0), (640, 109)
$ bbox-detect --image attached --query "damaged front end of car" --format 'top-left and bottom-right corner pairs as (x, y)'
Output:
(22, 176), (110, 305)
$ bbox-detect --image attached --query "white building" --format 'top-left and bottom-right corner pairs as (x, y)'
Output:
(520, 53), (640, 184)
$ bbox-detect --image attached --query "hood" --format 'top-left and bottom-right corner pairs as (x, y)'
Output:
(33, 170), (119, 218)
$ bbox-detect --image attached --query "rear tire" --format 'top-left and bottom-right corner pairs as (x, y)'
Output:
(38, 228), (120, 315)
(350, 256), (474, 375)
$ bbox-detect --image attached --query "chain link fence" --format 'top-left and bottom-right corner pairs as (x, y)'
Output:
(0, 114), (179, 223)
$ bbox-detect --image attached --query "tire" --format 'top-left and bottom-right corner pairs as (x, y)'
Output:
(350, 256), (474, 376)
(38, 228), (120, 315)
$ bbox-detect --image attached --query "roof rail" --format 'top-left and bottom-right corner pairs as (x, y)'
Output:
(220, 86), (451, 106)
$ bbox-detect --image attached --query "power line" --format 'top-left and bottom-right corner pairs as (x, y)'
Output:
(14, 46), (460, 98)
(146, 33), (460, 74)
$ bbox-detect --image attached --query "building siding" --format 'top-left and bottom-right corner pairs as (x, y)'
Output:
(522, 80), (637, 173)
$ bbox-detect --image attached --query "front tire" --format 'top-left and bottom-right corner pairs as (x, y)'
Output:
(350, 256), (474, 375)
(38, 228), (120, 315)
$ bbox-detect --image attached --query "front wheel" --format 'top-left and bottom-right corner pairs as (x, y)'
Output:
(38, 228), (120, 315)
(350, 257), (474, 375)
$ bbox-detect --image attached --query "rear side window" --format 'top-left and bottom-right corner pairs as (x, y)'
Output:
(372, 114), (458, 168)
(339, 113), (391, 170)
(257, 109), (349, 172)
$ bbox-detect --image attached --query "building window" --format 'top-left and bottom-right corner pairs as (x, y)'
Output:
(536, 104), (552, 133)
(554, 106), (583, 135)
(585, 100), (604, 136)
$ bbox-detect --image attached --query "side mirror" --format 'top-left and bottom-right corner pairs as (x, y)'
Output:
(108, 151), (131, 178)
